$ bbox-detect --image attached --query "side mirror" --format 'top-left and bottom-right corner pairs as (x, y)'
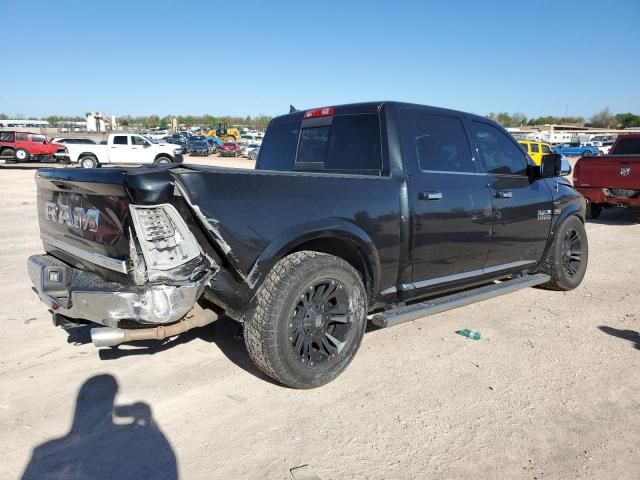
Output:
(539, 153), (562, 178)
(560, 157), (572, 176)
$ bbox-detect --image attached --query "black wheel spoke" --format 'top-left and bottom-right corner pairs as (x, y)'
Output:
(324, 332), (346, 354)
(288, 279), (353, 367)
(330, 314), (350, 324)
(320, 335), (337, 356)
(329, 305), (350, 315)
(320, 283), (338, 302)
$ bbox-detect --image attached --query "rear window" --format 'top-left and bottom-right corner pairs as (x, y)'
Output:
(613, 137), (640, 155)
(257, 114), (381, 174)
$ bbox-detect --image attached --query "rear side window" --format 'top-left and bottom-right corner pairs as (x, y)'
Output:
(256, 121), (300, 170)
(530, 143), (539, 153)
(414, 114), (474, 172)
(296, 114), (381, 172)
(258, 114), (382, 174)
(0, 132), (13, 141)
(613, 137), (640, 155)
(472, 121), (528, 175)
(16, 133), (28, 141)
(113, 135), (128, 145)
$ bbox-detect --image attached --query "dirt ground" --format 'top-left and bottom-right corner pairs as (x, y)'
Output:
(1, 158), (639, 480)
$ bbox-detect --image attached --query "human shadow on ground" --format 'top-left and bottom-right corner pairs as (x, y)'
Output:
(598, 326), (640, 351)
(20, 374), (177, 480)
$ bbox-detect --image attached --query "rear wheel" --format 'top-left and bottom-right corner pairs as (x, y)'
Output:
(244, 251), (368, 389)
(79, 155), (97, 168)
(0, 147), (15, 158)
(586, 202), (602, 220)
(538, 215), (588, 291)
(15, 148), (30, 161)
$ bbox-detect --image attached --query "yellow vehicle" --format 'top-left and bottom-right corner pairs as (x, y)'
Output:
(216, 123), (241, 142)
(201, 124), (241, 142)
(518, 140), (553, 165)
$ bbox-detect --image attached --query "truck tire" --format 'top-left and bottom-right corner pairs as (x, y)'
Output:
(79, 155), (98, 168)
(244, 251), (368, 389)
(586, 202), (602, 220)
(155, 156), (172, 165)
(0, 147), (14, 158)
(582, 150), (592, 157)
(538, 215), (588, 291)
(15, 148), (30, 161)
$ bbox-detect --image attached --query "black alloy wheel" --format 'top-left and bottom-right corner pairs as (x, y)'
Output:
(288, 279), (353, 366)
(561, 228), (583, 278)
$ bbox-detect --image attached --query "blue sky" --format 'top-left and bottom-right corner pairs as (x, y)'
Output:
(2, 0), (639, 119)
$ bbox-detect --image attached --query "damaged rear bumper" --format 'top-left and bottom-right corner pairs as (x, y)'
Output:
(27, 254), (211, 328)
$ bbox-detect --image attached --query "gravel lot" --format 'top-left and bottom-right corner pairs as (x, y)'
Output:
(1, 158), (639, 480)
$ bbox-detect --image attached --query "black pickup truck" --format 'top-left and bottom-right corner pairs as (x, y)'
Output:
(28, 102), (588, 388)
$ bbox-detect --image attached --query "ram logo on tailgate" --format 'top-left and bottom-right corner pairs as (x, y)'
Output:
(45, 202), (100, 232)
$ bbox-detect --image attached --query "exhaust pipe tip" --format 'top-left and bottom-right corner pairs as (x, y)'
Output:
(91, 327), (126, 347)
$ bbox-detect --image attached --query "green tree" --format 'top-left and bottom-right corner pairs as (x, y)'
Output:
(615, 113), (640, 128)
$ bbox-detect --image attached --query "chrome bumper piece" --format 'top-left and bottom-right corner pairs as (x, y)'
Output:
(27, 254), (209, 327)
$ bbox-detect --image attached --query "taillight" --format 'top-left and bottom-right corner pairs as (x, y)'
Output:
(573, 159), (580, 185)
(303, 107), (335, 119)
(129, 204), (200, 271)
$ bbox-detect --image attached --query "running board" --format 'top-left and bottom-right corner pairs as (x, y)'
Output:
(371, 273), (550, 328)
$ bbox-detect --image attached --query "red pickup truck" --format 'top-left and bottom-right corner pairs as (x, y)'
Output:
(0, 131), (66, 162)
(573, 134), (640, 218)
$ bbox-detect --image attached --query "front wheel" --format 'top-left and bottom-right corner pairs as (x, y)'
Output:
(155, 156), (172, 165)
(538, 215), (588, 291)
(244, 251), (368, 389)
(582, 150), (592, 157)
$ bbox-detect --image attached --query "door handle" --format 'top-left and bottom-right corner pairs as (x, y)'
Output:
(495, 191), (513, 199)
(419, 191), (443, 201)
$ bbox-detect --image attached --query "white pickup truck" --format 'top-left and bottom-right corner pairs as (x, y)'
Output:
(59, 133), (183, 168)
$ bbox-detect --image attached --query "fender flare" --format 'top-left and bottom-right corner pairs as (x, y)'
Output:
(538, 202), (584, 268)
(244, 218), (381, 297)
